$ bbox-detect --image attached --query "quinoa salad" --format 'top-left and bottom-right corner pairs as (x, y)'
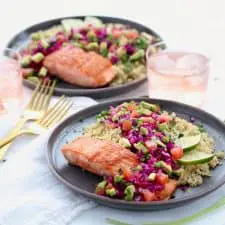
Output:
(20, 17), (164, 87)
(83, 101), (224, 201)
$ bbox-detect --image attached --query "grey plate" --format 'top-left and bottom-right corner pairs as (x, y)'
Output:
(6, 16), (166, 98)
(46, 97), (225, 210)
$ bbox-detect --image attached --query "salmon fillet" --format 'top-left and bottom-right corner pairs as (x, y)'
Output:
(43, 45), (116, 88)
(61, 136), (138, 176)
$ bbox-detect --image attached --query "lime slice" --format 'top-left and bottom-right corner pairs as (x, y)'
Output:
(175, 134), (201, 152)
(178, 151), (214, 165)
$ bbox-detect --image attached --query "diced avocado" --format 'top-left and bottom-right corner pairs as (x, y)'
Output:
(154, 161), (163, 168)
(97, 180), (107, 189)
(136, 108), (151, 116)
(86, 42), (99, 50)
(154, 161), (172, 174)
(27, 76), (40, 83)
(114, 175), (124, 183)
(72, 42), (84, 48)
(21, 56), (31, 67)
(120, 53), (129, 63)
(134, 143), (148, 154)
(100, 42), (108, 57)
(119, 138), (131, 148)
(112, 111), (125, 122)
(73, 33), (82, 41)
(106, 188), (117, 197)
(124, 185), (135, 201)
(136, 165), (142, 171)
(162, 136), (169, 143)
(38, 67), (48, 77)
(156, 139), (166, 148)
(40, 39), (49, 49)
(31, 32), (41, 41)
(158, 123), (169, 132)
(171, 169), (183, 177)
(140, 101), (157, 111)
(117, 47), (127, 58)
(130, 49), (145, 61)
(160, 161), (172, 174)
(136, 118), (144, 127)
(140, 32), (153, 44)
(31, 53), (44, 63)
(118, 35), (128, 46)
(87, 31), (98, 42)
(140, 127), (149, 136)
(148, 172), (156, 181)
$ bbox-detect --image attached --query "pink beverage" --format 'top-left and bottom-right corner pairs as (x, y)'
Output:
(0, 49), (23, 116)
(146, 50), (209, 107)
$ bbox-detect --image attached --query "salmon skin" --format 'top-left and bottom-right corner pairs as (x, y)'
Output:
(43, 45), (116, 88)
(61, 136), (138, 176)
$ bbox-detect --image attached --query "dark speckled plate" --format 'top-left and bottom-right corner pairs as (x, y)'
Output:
(6, 16), (166, 98)
(46, 97), (225, 210)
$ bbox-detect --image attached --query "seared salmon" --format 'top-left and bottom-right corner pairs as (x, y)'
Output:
(61, 136), (138, 176)
(43, 45), (116, 88)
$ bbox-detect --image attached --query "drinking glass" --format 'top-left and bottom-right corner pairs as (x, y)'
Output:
(0, 48), (23, 116)
(146, 48), (210, 107)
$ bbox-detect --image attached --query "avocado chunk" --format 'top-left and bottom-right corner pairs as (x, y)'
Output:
(27, 76), (40, 83)
(31, 53), (44, 63)
(154, 161), (172, 174)
(40, 39), (49, 49)
(148, 172), (156, 181)
(86, 42), (99, 50)
(114, 175), (124, 183)
(124, 185), (135, 201)
(119, 138), (131, 148)
(38, 67), (48, 77)
(134, 142), (148, 154)
(31, 32), (41, 41)
(97, 180), (107, 189)
(21, 56), (31, 67)
(106, 188), (117, 197)
(100, 42), (108, 57)
(136, 165), (142, 171)
(140, 101), (159, 112)
(140, 127), (149, 136)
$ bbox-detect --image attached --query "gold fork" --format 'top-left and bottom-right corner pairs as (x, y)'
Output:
(0, 79), (56, 159)
(0, 96), (73, 151)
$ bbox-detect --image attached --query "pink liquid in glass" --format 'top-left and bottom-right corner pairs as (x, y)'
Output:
(0, 58), (23, 115)
(147, 51), (209, 107)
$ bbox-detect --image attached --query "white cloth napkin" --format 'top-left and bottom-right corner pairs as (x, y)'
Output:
(0, 97), (98, 225)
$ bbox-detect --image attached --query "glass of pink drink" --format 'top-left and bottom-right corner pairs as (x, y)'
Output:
(146, 48), (209, 107)
(0, 48), (23, 116)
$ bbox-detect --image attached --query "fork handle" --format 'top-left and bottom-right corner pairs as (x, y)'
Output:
(0, 129), (38, 150)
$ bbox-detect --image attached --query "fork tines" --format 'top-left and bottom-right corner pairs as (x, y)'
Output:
(28, 79), (56, 112)
(38, 96), (73, 129)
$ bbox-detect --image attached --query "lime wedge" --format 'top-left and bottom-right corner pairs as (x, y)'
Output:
(175, 134), (201, 152)
(178, 151), (214, 165)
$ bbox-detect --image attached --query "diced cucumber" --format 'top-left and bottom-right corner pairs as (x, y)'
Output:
(119, 138), (131, 148)
(86, 42), (99, 50)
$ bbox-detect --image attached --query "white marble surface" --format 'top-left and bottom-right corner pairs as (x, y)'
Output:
(1, 0), (225, 224)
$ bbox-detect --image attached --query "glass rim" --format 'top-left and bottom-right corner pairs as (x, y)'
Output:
(146, 47), (210, 78)
(1, 48), (21, 61)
